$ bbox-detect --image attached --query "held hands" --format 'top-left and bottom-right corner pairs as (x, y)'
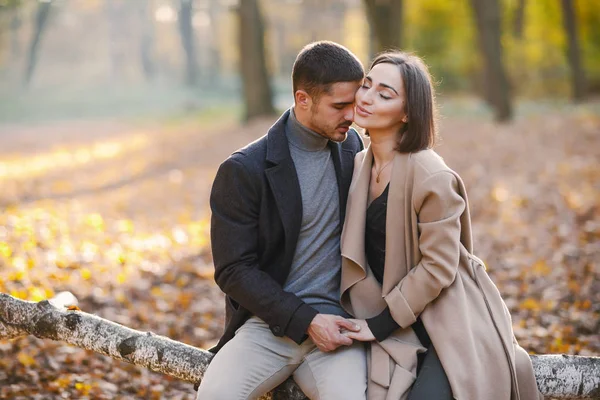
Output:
(341, 319), (375, 342)
(307, 314), (361, 352)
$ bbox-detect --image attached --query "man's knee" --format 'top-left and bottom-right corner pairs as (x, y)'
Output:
(297, 343), (367, 400)
(196, 379), (245, 400)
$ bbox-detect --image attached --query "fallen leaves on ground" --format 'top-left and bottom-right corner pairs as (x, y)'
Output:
(0, 102), (598, 399)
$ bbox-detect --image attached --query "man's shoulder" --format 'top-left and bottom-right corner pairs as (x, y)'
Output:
(223, 134), (269, 171)
(342, 128), (364, 152)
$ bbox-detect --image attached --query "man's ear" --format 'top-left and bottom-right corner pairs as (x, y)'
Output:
(295, 90), (311, 110)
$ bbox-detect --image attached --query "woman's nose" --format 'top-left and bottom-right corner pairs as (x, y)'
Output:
(359, 89), (373, 105)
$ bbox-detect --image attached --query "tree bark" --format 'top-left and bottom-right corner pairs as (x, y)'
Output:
(1, 293), (599, 399)
(137, 0), (156, 82)
(206, 0), (221, 85)
(513, 0), (526, 39)
(237, 0), (275, 121)
(9, 9), (21, 60)
(363, 0), (403, 54)
(560, 0), (587, 102)
(470, 0), (513, 122)
(23, 0), (52, 87)
(179, 0), (199, 86)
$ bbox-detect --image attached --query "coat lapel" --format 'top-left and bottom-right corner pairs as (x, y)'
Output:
(340, 147), (387, 318)
(265, 111), (303, 257)
(329, 141), (355, 224)
(340, 149), (415, 316)
(382, 152), (413, 294)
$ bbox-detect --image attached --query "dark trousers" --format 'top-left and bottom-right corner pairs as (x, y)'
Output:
(407, 345), (453, 400)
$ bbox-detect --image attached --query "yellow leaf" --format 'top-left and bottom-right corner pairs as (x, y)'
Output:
(116, 219), (134, 233)
(520, 298), (541, 311)
(116, 272), (127, 285)
(29, 287), (46, 302)
(84, 213), (105, 231)
(531, 260), (551, 276)
(8, 270), (25, 281)
(80, 268), (92, 280)
(55, 376), (71, 389)
(75, 382), (92, 395)
(0, 242), (12, 258)
(17, 352), (36, 367)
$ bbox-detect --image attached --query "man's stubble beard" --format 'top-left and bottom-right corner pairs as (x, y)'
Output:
(309, 109), (347, 143)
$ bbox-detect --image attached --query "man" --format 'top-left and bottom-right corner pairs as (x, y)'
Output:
(197, 41), (366, 400)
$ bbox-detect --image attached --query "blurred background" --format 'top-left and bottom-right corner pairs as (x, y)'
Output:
(0, 0), (598, 398)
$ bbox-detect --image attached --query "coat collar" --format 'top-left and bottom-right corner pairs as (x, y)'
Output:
(265, 108), (355, 254)
(340, 146), (414, 316)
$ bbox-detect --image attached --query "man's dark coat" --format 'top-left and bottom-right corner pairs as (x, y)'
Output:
(209, 109), (364, 352)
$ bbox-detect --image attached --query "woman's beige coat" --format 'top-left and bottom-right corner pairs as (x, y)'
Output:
(340, 147), (543, 400)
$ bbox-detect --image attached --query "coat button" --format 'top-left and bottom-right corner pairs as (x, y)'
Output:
(273, 325), (281, 334)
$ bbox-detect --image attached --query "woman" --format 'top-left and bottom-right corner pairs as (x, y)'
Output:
(339, 52), (543, 400)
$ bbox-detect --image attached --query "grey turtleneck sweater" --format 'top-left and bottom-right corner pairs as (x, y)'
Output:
(283, 109), (348, 317)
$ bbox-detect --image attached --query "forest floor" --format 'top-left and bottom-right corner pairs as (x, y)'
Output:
(0, 99), (599, 399)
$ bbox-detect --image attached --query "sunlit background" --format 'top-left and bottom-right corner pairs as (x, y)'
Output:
(0, 0), (598, 398)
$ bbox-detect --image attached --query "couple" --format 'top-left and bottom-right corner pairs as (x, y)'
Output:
(197, 41), (543, 400)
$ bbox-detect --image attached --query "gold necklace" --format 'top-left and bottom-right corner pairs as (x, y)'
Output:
(374, 159), (393, 183)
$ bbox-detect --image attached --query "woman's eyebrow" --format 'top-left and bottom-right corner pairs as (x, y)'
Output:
(365, 76), (399, 95)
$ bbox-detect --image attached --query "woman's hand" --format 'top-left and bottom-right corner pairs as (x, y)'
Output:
(342, 319), (375, 342)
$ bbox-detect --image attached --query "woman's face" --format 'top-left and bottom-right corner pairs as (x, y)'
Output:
(354, 62), (407, 133)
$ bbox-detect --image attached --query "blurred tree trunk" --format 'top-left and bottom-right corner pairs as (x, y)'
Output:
(363, 0), (402, 53)
(9, 9), (21, 60)
(105, 0), (128, 81)
(513, 0), (526, 39)
(561, 0), (587, 102)
(179, 0), (199, 86)
(238, 0), (275, 121)
(23, 0), (51, 87)
(470, 0), (512, 122)
(138, 0), (156, 81)
(207, 0), (221, 86)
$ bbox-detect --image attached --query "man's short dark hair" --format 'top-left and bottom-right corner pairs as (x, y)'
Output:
(292, 41), (364, 101)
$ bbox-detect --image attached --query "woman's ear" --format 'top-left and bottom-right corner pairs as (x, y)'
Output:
(402, 116), (408, 123)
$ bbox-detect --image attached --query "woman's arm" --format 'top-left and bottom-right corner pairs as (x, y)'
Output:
(343, 308), (400, 342)
(384, 171), (466, 328)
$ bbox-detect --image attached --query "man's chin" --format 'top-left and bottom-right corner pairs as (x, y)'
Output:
(329, 131), (348, 143)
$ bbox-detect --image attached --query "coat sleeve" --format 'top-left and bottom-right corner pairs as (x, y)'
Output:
(210, 156), (318, 343)
(384, 171), (465, 328)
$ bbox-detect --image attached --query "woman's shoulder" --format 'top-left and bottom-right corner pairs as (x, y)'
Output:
(410, 149), (455, 179)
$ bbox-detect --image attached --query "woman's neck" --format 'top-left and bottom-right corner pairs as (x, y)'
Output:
(369, 129), (397, 169)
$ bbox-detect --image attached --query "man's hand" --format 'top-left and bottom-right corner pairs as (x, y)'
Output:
(341, 319), (375, 342)
(307, 314), (361, 352)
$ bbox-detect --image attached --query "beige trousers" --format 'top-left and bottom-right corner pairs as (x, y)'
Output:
(196, 316), (367, 400)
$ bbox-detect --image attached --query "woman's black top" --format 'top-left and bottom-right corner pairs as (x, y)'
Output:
(365, 184), (431, 346)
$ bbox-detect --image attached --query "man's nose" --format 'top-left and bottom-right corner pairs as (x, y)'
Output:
(345, 106), (355, 121)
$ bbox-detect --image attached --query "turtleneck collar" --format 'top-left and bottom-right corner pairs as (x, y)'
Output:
(285, 108), (329, 152)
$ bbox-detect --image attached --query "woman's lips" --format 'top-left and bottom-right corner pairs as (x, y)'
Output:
(356, 105), (371, 117)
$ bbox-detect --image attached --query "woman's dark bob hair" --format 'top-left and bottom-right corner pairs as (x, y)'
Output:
(366, 52), (438, 153)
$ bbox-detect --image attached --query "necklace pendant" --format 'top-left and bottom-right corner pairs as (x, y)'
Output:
(376, 176), (380, 183)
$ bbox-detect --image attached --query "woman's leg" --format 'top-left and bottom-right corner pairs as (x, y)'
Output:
(407, 345), (452, 400)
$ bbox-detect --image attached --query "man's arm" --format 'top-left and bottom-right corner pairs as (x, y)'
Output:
(210, 156), (358, 348)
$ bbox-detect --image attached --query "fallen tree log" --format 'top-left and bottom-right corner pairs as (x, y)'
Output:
(1, 293), (599, 399)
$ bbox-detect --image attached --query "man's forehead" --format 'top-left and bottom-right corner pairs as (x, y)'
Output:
(324, 81), (361, 102)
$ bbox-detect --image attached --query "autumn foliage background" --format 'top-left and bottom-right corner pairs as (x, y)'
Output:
(1, 0), (599, 398)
